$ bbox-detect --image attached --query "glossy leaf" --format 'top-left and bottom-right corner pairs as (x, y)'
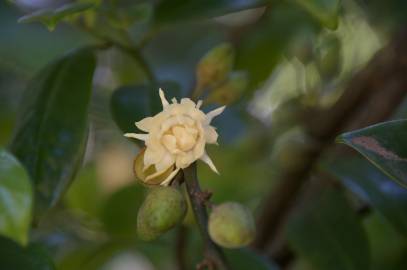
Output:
(0, 149), (32, 245)
(10, 48), (96, 214)
(337, 120), (407, 188)
(236, 2), (320, 90)
(0, 236), (55, 270)
(110, 81), (181, 135)
(18, 3), (94, 31)
(226, 248), (279, 270)
(327, 157), (407, 237)
(101, 183), (145, 236)
(293, 0), (340, 30)
(65, 165), (103, 218)
(287, 187), (370, 270)
(110, 85), (151, 135)
(154, 0), (268, 25)
(364, 213), (407, 270)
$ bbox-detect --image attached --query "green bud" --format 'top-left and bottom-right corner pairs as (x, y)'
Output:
(196, 43), (235, 89)
(206, 71), (248, 105)
(208, 202), (256, 249)
(137, 187), (186, 240)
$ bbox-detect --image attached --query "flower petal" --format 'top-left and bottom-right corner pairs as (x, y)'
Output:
(124, 133), (148, 141)
(176, 151), (194, 169)
(156, 151), (175, 171)
(206, 106), (225, 124)
(144, 147), (162, 168)
(159, 88), (169, 108)
(204, 126), (218, 144)
(193, 141), (205, 159)
(160, 168), (181, 186)
(136, 117), (154, 132)
(200, 152), (219, 174)
(161, 134), (178, 153)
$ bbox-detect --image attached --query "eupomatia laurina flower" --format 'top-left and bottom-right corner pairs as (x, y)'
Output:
(125, 89), (225, 186)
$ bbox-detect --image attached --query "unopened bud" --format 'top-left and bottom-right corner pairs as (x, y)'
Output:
(208, 202), (256, 248)
(206, 71), (248, 105)
(196, 43), (235, 90)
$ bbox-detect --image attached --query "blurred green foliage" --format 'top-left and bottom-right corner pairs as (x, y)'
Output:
(0, 0), (407, 269)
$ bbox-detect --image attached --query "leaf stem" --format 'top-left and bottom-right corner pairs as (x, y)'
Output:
(183, 163), (230, 270)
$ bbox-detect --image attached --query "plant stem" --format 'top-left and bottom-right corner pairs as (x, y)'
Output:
(183, 163), (230, 270)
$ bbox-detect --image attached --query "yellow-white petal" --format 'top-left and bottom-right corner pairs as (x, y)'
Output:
(160, 168), (181, 186)
(144, 147), (161, 169)
(156, 152), (175, 171)
(159, 88), (169, 107)
(200, 152), (219, 174)
(161, 134), (177, 153)
(204, 126), (218, 144)
(124, 133), (148, 141)
(196, 100), (203, 109)
(193, 141), (205, 159)
(176, 151), (194, 169)
(136, 117), (154, 132)
(180, 98), (196, 108)
(206, 106), (226, 124)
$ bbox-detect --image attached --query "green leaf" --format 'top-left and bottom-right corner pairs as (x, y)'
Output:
(110, 85), (151, 135)
(154, 0), (268, 25)
(110, 82), (181, 135)
(65, 164), (103, 218)
(101, 2), (153, 29)
(287, 187), (370, 270)
(18, 3), (94, 31)
(226, 248), (279, 270)
(0, 149), (32, 245)
(236, 2), (320, 90)
(292, 0), (340, 30)
(0, 236), (55, 270)
(364, 213), (407, 270)
(337, 119), (407, 188)
(327, 157), (407, 237)
(101, 183), (145, 237)
(10, 48), (96, 215)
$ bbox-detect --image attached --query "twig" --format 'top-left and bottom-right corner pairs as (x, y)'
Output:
(183, 163), (230, 270)
(253, 27), (407, 251)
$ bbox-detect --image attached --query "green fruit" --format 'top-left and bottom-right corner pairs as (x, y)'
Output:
(137, 209), (161, 241)
(137, 187), (186, 241)
(208, 202), (256, 249)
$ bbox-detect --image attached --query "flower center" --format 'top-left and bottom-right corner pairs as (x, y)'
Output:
(161, 124), (198, 154)
(172, 125), (197, 151)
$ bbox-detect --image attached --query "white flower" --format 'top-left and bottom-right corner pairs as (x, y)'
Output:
(125, 89), (225, 186)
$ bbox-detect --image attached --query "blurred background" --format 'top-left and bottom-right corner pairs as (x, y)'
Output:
(1, 0), (407, 269)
